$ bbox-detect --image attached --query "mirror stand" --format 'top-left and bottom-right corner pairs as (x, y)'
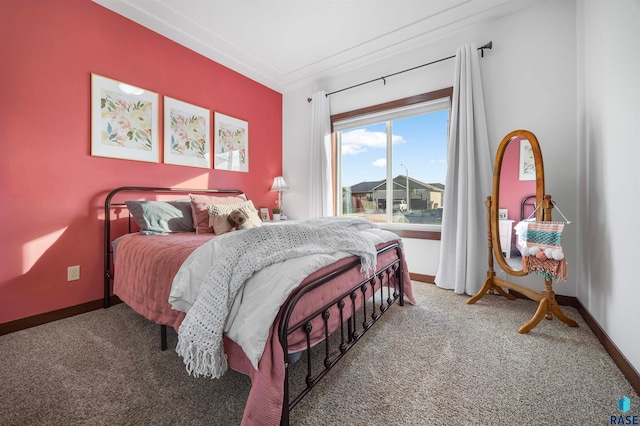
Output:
(467, 195), (579, 334)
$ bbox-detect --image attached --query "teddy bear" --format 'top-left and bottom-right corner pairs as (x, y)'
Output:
(227, 209), (251, 231)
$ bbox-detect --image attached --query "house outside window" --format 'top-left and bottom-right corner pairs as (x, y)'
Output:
(332, 88), (452, 232)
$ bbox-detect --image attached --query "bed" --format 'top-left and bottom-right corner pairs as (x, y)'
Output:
(103, 186), (415, 425)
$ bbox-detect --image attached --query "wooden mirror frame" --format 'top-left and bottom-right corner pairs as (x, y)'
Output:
(491, 129), (545, 276)
(468, 129), (578, 334)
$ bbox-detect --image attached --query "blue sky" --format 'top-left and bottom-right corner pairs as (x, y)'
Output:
(340, 109), (449, 188)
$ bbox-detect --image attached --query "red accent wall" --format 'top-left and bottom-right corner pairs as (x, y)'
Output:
(0, 0), (282, 324)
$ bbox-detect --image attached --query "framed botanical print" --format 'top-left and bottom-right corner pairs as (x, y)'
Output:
(91, 73), (159, 163)
(164, 96), (211, 168)
(214, 112), (249, 172)
(519, 139), (536, 181)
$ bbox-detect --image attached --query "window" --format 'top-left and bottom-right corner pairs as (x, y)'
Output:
(332, 88), (452, 232)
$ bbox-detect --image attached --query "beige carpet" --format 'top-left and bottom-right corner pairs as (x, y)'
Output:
(0, 282), (638, 425)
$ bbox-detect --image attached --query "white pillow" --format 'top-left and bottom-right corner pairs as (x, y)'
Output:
(207, 200), (262, 235)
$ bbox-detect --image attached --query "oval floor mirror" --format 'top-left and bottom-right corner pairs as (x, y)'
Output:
(492, 130), (545, 275)
(466, 129), (578, 334)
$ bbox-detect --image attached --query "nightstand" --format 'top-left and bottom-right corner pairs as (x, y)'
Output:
(498, 219), (514, 259)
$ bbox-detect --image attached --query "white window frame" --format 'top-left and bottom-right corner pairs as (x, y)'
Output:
(331, 88), (453, 237)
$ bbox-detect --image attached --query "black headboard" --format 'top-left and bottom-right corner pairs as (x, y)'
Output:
(520, 194), (536, 221)
(103, 186), (245, 308)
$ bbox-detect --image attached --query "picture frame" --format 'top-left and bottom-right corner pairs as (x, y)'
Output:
(91, 73), (159, 163)
(498, 209), (509, 220)
(260, 207), (270, 222)
(519, 139), (536, 181)
(164, 96), (211, 168)
(214, 112), (249, 172)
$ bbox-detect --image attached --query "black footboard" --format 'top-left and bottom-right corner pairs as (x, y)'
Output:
(277, 243), (404, 425)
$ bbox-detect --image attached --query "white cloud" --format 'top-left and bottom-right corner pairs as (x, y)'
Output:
(372, 158), (386, 167)
(341, 128), (406, 155)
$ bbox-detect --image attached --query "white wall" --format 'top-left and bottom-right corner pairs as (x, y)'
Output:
(284, 0), (579, 288)
(578, 0), (640, 375)
(284, 0), (640, 380)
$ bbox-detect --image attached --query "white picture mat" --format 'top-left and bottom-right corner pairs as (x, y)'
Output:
(519, 139), (536, 181)
(91, 73), (159, 163)
(214, 112), (249, 172)
(163, 96), (211, 168)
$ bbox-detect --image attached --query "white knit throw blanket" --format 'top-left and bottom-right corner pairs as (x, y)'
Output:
(176, 217), (378, 378)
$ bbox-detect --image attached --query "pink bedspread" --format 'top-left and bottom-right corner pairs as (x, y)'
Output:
(113, 233), (414, 425)
(113, 233), (215, 330)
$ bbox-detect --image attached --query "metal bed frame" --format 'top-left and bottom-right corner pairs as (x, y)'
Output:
(278, 243), (404, 424)
(103, 186), (244, 308)
(520, 194), (537, 221)
(103, 186), (405, 425)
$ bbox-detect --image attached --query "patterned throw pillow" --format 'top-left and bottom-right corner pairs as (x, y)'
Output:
(207, 200), (262, 235)
(189, 193), (247, 234)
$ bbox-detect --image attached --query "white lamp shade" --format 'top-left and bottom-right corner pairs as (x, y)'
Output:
(270, 176), (289, 191)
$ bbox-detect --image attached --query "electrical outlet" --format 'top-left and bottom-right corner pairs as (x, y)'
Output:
(67, 265), (80, 281)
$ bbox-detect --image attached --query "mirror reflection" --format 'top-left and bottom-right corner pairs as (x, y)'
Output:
(497, 136), (537, 272)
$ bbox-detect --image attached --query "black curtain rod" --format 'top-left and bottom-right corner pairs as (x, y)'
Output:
(307, 41), (492, 102)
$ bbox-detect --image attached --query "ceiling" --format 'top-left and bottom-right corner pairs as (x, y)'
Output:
(93, 0), (539, 93)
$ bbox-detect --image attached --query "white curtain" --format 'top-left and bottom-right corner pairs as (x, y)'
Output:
(309, 91), (333, 217)
(435, 44), (493, 295)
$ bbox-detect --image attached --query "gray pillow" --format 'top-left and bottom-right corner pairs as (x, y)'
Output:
(125, 200), (194, 233)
